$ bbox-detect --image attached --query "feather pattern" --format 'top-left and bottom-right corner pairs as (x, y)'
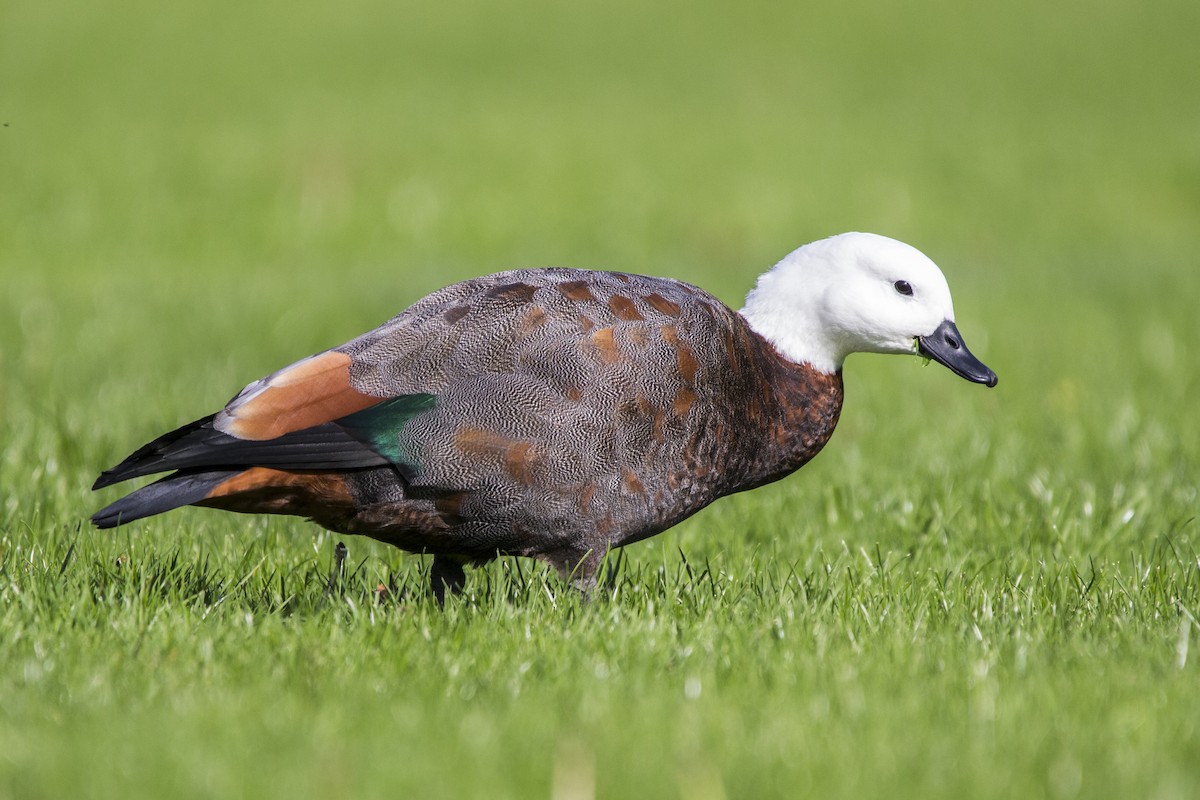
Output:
(93, 268), (844, 584)
(92, 233), (996, 595)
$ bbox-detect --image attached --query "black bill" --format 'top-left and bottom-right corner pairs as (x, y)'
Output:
(917, 319), (998, 387)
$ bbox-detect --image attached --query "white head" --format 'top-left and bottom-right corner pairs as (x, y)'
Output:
(740, 232), (996, 385)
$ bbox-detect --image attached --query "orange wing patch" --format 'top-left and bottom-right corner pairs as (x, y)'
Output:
(590, 328), (620, 364)
(621, 467), (646, 496)
(201, 467), (355, 513)
(558, 280), (598, 303)
(220, 351), (381, 441)
(644, 293), (682, 317)
(661, 325), (699, 383)
(607, 294), (645, 321)
(453, 427), (543, 485)
(518, 305), (548, 335)
(578, 481), (598, 514)
(672, 387), (698, 418)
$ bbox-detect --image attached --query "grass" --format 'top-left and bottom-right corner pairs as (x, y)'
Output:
(2, 0), (1200, 797)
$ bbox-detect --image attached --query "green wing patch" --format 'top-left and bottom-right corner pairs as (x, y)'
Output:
(336, 393), (437, 479)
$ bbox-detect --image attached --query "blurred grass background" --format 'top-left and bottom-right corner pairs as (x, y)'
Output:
(2, 0), (1199, 797)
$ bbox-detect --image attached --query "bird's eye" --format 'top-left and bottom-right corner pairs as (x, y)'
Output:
(894, 280), (913, 296)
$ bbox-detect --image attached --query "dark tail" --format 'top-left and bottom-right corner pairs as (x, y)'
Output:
(91, 395), (437, 528)
(91, 470), (240, 529)
(93, 414), (396, 491)
(94, 415), (218, 490)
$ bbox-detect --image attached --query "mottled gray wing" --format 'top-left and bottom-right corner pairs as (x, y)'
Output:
(337, 268), (754, 548)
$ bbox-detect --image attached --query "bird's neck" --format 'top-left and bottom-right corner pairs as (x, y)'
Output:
(722, 326), (845, 493)
(738, 264), (849, 373)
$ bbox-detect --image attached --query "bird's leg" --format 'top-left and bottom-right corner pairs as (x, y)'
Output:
(324, 541), (348, 596)
(554, 548), (606, 601)
(599, 547), (625, 595)
(430, 555), (467, 606)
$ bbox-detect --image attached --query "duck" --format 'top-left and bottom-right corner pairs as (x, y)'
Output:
(92, 232), (997, 600)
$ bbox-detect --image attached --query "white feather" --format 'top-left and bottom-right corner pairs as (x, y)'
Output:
(739, 232), (958, 372)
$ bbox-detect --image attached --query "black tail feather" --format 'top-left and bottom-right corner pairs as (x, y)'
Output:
(91, 470), (241, 529)
(93, 415), (391, 491)
(93, 415), (218, 489)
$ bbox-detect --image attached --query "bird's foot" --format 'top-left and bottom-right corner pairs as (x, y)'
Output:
(430, 555), (467, 607)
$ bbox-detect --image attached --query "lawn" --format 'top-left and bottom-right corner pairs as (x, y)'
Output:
(2, 0), (1199, 797)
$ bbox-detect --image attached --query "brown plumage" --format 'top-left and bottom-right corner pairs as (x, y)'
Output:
(93, 234), (996, 600)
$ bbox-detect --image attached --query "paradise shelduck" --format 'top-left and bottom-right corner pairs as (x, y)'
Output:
(93, 232), (997, 600)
